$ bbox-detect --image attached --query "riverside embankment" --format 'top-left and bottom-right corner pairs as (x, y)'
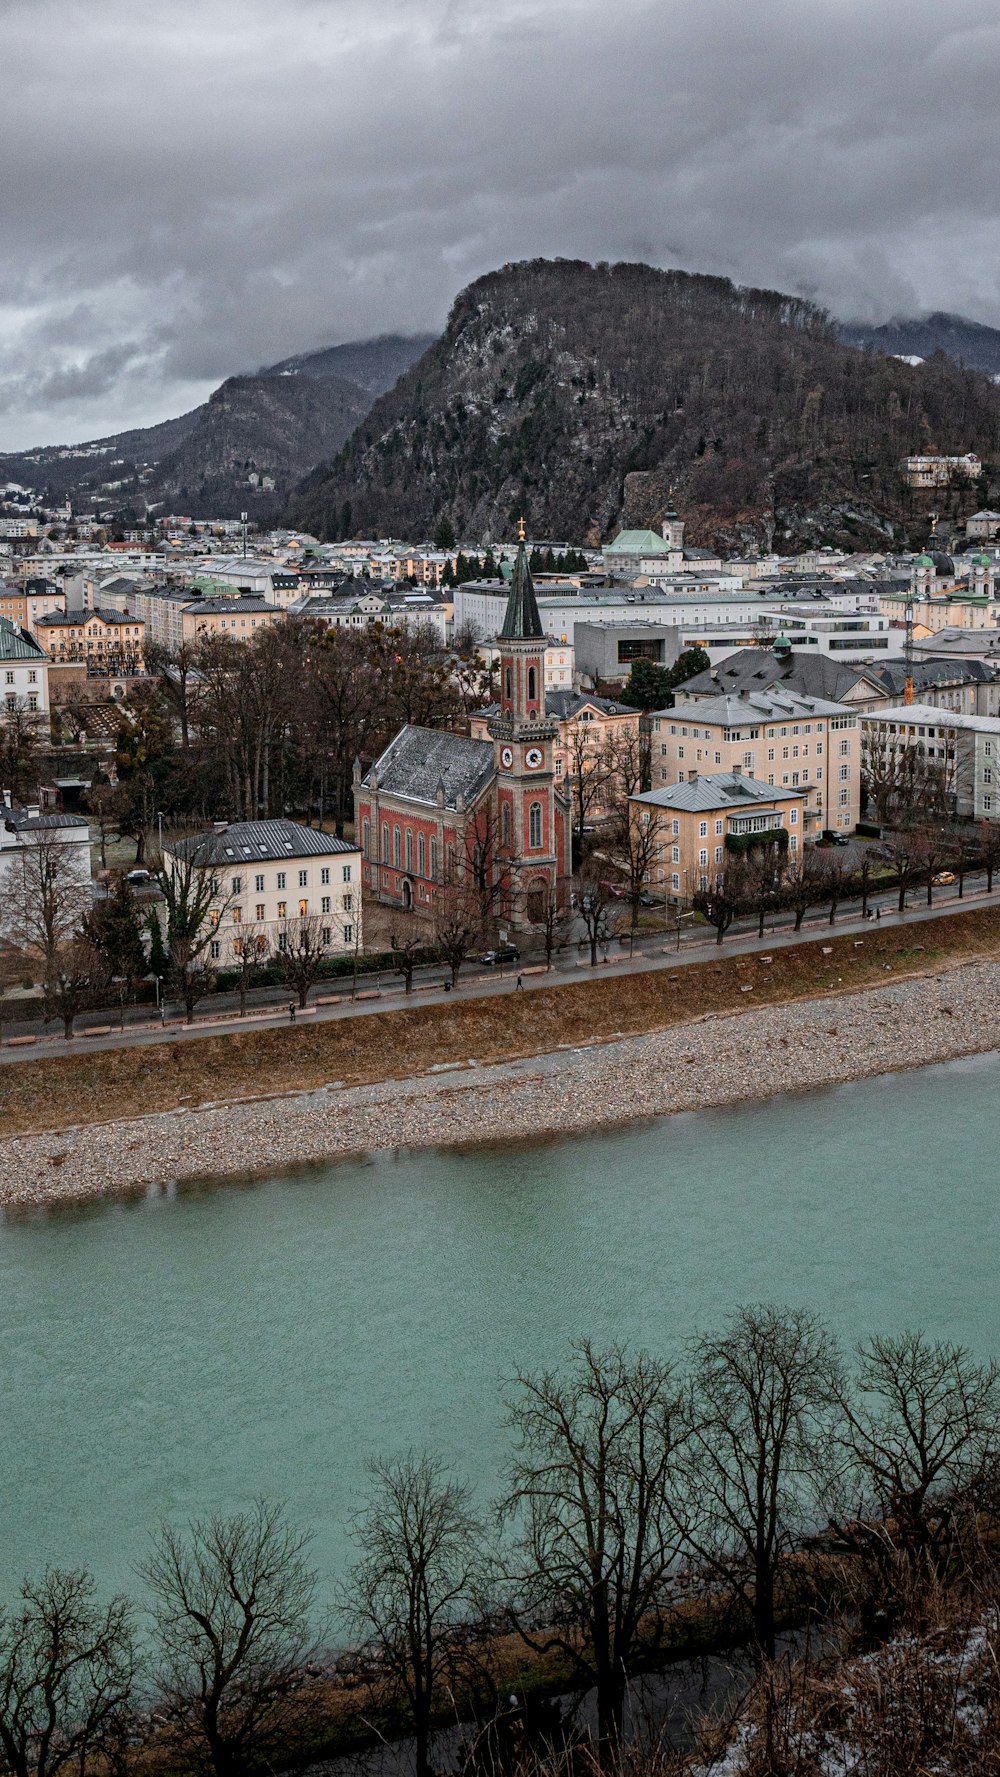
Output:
(2, 910), (1000, 1207)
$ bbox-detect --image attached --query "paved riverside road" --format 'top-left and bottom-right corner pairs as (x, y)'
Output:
(1, 875), (996, 1065)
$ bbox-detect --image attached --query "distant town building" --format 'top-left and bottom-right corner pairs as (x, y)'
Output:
(34, 607), (145, 674)
(860, 705), (1000, 821)
(903, 453), (982, 489)
(965, 510), (1000, 541)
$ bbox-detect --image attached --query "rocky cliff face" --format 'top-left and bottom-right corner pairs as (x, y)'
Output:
(289, 260), (1000, 548)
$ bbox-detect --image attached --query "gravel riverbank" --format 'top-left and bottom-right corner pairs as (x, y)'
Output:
(2, 957), (998, 1212)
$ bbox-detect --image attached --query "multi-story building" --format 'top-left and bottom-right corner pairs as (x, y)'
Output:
(34, 608), (145, 673)
(649, 687), (861, 835)
(859, 705), (1000, 821)
(965, 511), (1000, 541)
(630, 770), (810, 902)
(0, 582), (66, 634)
(162, 820), (362, 964)
(470, 690), (642, 821)
(903, 453), (982, 488)
(0, 794), (92, 906)
(0, 618), (49, 718)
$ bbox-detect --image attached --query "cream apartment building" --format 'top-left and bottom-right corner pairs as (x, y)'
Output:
(859, 705), (1000, 821)
(162, 819), (362, 964)
(649, 687), (861, 834)
(630, 770), (810, 901)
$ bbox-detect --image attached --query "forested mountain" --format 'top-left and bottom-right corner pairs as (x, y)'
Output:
(289, 260), (1000, 550)
(0, 335), (431, 520)
(839, 311), (1000, 376)
(259, 333), (435, 393)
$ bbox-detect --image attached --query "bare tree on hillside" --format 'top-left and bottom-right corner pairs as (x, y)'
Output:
(343, 1456), (486, 1777)
(0, 1567), (136, 1777)
(143, 1502), (321, 1777)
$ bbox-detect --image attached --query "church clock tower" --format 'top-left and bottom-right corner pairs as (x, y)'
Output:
(487, 526), (568, 922)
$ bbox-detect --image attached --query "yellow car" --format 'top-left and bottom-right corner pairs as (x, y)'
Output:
(932, 871), (956, 886)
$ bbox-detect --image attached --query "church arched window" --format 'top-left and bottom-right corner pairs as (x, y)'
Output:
(393, 825), (401, 868)
(418, 833), (426, 876)
(529, 802), (542, 849)
(501, 804), (511, 849)
(381, 822), (389, 862)
(528, 665), (537, 703)
(505, 667), (513, 703)
(405, 829), (413, 873)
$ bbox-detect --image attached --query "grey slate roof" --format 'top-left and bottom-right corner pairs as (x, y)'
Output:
(545, 689), (634, 718)
(169, 819), (357, 866)
(654, 686), (851, 724)
(676, 648), (880, 704)
(0, 617), (46, 661)
(366, 725), (495, 809)
(632, 772), (807, 813)
(3, 807), (88, 832)
(869, 658), (999, 695)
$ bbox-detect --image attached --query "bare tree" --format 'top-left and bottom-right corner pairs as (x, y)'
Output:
(528, 882), (572, 970)
(389, 926), (425, 994)
(608, 802), (661, 953)
(152, 847), (232, 1024)
(342, 1455), (486, 1777)
(781, 845), (829, 931)
(43, 936), (110, 1038)
(910, 824), (959, 907)
(142, 1502), (321, 1777)
(693, 864), (742, 945)
(977, 819), (1000, 891)
(573, 863), (614, 966)
(564, 722), (611, 848)
(835, 1332), (1000, 1579)
(274, 914), (328, 1009)
(877, 828), (924, 913)
(0, 703), (42, 804)
(0, 832), (92, 986)
(230, 925), (270, 1017)
(82, 784), (122, 873)
(499, 1342), (689, 1761)
(0, 1568), (135, 1777)
(683, 1304), (845, 1662)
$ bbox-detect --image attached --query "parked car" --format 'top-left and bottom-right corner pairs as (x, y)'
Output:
(600, 880), (626, 899)
(126, 868), (152, 885)
(480, 943), (520, 966)
(932, 870), (956, 886)
(820, 830), (851, 847)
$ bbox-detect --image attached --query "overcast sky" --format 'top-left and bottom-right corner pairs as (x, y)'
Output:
(2, 0), (1000, 450)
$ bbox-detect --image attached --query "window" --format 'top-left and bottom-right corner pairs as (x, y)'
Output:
(3, 672), (11, 685)
(986, 769), (993, 785)
(256, 903), (265, 921)
(362, 819), (370, 857)
(27, 695), (37, 711)
(231, 875), (242, 895)
(418, 834), (426, 876)
(321, 866), (330, 884)
(671, 818), (680, 836)
(277, 900), (286, 919)
(555, 759), (563, 775)
(209, 909), (220, 928)
(715, 818), (723, 835)
(430, 837), (438, 880)
(343, 924), (353, 944)
(714, 752), (721, 765)
(321, 895), (331, 913)
(343, 893), (352, 912)
(839, 789), (849, 807)
(699, 821), (708, 837)
(254, 873), (264, 893)
(505, 667), (512, 702)
(321, 926), (331, 945)
(232, 905), (242, 923)
(393, 825), (401, 868)
(501, 804), (511, 848)
(210, 940), (220, 960)
(677, 746), (684, 759)
(298, 868), (308, 888)
(715, 846), (723, 864)
(839, 738), (851, 756)
(405, 829), (413, 873)
(277, 870), (286, 890)
(528, 665), (537, 702)
(342, 863), (351, 883)
(278, 932), (287, 952)
(789, 809), (798, 824)
(671, 844), (680, 863)
(529, 802), (542, 849)
(299, 898), (308, 916)
(698, 848), (708, 866)
(839, 764), (850, 781)
(671, 872), (680, 892)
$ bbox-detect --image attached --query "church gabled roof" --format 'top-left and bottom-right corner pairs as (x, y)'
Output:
(499, 539), (544, 640)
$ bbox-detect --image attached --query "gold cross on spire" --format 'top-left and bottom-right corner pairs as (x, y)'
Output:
(518, 515), (526, 542)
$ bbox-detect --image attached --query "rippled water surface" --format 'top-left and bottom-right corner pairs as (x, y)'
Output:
(3, 1050), (1000, 1600)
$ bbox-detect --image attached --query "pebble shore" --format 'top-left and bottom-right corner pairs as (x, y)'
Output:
(2, 958), (999, 1212)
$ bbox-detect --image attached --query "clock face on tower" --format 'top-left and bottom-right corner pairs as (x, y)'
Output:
(524, 746), (544, 770)
(500, 746), (514, 769)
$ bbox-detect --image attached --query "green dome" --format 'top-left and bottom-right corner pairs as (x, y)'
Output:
(973, 552), (994, 567)
(915, 554), (935, 568)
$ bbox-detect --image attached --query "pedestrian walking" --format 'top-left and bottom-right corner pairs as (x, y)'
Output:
(288, 1002), (296, 1023)
(876, 907), (881, 921)
(515, 974), (524, 991)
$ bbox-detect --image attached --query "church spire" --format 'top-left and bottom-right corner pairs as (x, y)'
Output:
(499, 529), (544, 639)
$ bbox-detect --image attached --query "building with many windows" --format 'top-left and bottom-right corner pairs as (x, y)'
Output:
(162, 820), (362, 963)
(0, 617), (49, 718)
(630, 770), (809, 902)
(859, 705), (1000, 822)
(34, 607), (145, 673)
(649, 687), (861, 834)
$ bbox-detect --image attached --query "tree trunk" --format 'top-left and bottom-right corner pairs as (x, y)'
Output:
(898, 880), (907, 912)
(794, 905), (805, 931)
(753, 1566), (777, 1664)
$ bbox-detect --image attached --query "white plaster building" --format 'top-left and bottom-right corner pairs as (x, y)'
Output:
(162, 819), (362, 963)
(0, 617), (50, 717)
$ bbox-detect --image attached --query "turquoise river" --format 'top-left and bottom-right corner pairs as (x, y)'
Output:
(2, 1048), (999, 1605)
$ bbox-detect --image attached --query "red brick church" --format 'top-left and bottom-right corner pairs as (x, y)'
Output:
(355, 537), (571, 928)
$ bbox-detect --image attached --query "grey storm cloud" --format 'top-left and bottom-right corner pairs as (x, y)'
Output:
(2, 0), (1000, 448)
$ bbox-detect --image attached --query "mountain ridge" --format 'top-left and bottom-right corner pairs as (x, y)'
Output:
(289, 260), (1000, 549)
(837, 311), (1000, 376)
